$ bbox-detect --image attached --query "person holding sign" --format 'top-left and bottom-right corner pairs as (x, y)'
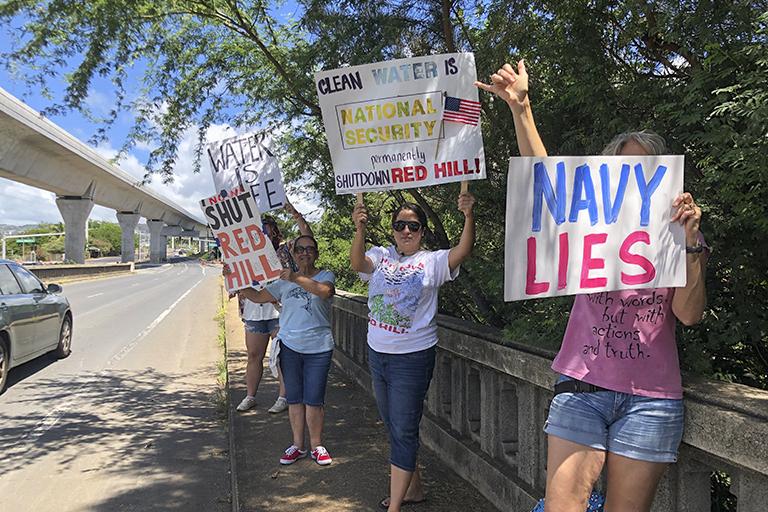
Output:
(237, 235), (336, 466)
(351, 194), (475, 512)
(476, 61), (708, 512)
(235, 201), (313, 414)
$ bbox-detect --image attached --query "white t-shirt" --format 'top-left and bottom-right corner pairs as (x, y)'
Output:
(241, 299), (279, 321)
(360, 246), (459, 354)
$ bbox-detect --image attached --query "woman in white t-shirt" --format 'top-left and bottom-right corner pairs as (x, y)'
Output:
(351, 193), (475, 512)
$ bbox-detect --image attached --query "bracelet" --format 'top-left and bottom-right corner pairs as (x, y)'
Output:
(686, 244), (705, 254)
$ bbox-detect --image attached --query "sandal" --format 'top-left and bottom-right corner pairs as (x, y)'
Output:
(378, 496), (427, 510)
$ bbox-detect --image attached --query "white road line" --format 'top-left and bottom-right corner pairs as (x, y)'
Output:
(86, 293), (104, 298)
(15, 276), (206, 447)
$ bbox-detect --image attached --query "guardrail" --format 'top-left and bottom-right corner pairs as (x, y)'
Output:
(331, 291), (768, 512)
(28, 263), (134, 281)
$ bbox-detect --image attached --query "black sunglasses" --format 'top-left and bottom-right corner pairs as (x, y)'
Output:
(294, 245), (318, 254)
(392, 220), (422, 232)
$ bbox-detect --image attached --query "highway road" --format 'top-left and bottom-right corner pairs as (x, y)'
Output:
(0, 261), (230, 511)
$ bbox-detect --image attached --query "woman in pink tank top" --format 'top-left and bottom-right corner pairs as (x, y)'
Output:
(477, 61), (708, 512)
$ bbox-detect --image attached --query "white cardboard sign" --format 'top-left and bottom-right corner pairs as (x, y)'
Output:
(200, 191), (282, 293)
(315, 53), (486, 194)
(505, 155), (686, 301)
(206, 131), (286, 212)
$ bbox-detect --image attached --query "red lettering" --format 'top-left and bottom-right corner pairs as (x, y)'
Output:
(558, 232), (569, 290)
(218, 232), (238, 258)
(415, 165), (427, 180)
(232, 228), (249, 255)
(580, 233), (608, 288)
(391, 167), (404, 183)
(526, 236), (550, 295)
(258, 254), (282, 280)
(244, 224), (266, 251)
(403, 166), (414, 182)
(619, 230), (656, 285)
(434, 162), (448, 178)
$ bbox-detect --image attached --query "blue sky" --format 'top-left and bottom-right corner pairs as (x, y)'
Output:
(0, 2), (316, 228)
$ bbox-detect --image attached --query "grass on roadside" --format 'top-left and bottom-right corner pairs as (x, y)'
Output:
(213, 281), (229, 421)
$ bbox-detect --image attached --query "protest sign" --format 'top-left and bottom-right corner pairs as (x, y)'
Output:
(505, 155), (686, 301)
(315, 53), (486, 194)
(206, 131), (286, 212)
(200, 191), (282, 293)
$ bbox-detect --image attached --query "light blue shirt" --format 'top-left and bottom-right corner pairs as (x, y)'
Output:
(266, 270), (335, 354)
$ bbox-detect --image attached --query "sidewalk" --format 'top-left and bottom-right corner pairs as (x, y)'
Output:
(225, 300), (499, 512)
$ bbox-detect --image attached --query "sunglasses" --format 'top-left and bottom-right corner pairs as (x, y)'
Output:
(392, 220), (422, 232)
(294, 245), (318, 254)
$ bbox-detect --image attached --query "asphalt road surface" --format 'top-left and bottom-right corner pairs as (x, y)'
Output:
(0, 261), (230, 511)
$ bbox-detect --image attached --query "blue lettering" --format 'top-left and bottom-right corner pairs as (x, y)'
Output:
(635, 164), (668, 226)
(532, 161), (566, 232)
(568, 164), (598, 226)
(600, 163), (630, 224)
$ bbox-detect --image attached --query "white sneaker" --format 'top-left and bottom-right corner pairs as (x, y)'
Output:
(236, 396), (258, 412)
(268, 396), (288, 414)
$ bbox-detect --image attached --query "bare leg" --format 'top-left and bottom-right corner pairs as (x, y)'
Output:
(277, 364), (286, 398)
(385, 466), (424, 511)
(288, 404), (306, 449)
(306, 405), (324, 448)
(544, 435), (605, 512)
(604, 452), (668, 512)
(388, 465), (412, 512)
(244, 331), (269, 396)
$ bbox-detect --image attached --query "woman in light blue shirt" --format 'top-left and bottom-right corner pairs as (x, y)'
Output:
(238, 235), (336, 466)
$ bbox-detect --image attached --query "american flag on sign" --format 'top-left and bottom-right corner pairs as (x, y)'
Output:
(442, 96), (481, 126)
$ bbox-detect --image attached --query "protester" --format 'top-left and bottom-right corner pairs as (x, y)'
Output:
(350, 193), (475, 512)
(476, 60), (708, 512)
(235, 201), (313, 414)
(238, 234), (336, 466)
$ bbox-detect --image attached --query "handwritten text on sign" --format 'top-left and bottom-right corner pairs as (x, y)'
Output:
(206, 131), (286, 212)
(200, 192), (282, 293)
(504, 156), (686, 301)
(315, 53), (486, 194)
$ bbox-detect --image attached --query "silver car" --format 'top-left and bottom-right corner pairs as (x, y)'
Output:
(0, 259), (72, 394)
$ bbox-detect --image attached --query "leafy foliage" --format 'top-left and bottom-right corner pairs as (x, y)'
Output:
(2, 1), (766, 388)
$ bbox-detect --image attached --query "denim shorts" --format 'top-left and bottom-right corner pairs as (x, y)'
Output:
(544, 375), (684, 463)
(368, 345), (436, 472)
(278, 344), (333, 406)
(243, 318), (279, 334)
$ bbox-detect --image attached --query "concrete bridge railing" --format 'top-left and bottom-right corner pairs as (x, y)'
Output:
(330, 291), (768, 512)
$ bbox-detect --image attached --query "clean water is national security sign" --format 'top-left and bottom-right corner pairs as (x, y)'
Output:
(315, 53), (486, 194)
(505, 155), (687, 301)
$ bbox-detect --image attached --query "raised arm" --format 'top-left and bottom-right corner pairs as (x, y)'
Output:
(285, 200), (314, 237)
(237, 286), (278, 304)
(448, 192), (476, 272)
(475, 59), (548, 157)
(280, 268), (335, 299)
(670, 193), (708, 325)
(350, 201), (375, 274)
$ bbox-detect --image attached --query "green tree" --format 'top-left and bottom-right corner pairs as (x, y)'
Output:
(88, 221), (122, 256)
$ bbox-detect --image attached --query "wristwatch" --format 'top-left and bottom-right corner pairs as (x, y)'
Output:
(686, 243), (705, 253)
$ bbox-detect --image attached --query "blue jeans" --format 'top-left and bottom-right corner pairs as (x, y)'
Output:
(544, 375), (684, 463)
(368, 345), (436, 472)
(279, 344), (333, 406)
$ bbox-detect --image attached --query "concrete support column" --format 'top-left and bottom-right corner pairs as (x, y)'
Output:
(116, 212), (140, 263)
(146, 220), (166, 264)
(56, 196), (94, 264)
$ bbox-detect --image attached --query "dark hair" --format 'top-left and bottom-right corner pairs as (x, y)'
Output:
(262, 215), (278, 227)
(391, 202), (428, 229)
(294, 235), (319, 249)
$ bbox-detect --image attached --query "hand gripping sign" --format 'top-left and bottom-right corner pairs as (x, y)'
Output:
(201, 191), (282, 294)
(206, 131), (287, 212)
(315, 53), (486, 194)
(505, 155), (687, 301)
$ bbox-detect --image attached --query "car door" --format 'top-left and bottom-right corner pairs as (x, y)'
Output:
(9, 264), (59, 355)
(0, 263), (38, 361)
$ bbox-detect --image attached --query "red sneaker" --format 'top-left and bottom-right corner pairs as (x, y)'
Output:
(311, 445), (333, 466)
(279, 445), (307, 465)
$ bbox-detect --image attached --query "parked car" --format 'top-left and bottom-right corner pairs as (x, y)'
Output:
(0, 259), (72, 394)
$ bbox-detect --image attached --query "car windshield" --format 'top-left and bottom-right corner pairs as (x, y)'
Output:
(0, 264), (23, 295)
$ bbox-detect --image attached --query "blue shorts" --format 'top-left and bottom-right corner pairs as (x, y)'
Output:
(278, 344), (333, 406)
(368, 345), (436, 472)
(544, 375), (684, 463)
(243, 318), (279, 334)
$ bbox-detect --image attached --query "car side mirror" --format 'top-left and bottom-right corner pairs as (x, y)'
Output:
(47, 283), (63, 294)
